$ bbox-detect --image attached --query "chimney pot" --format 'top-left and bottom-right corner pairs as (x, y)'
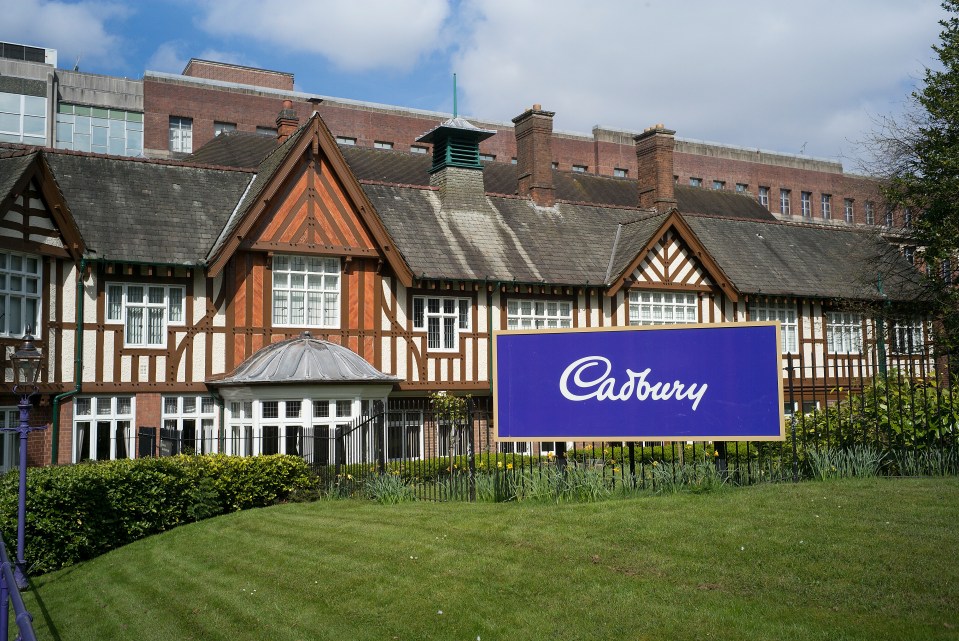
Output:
(276, 100), (300, 143)
(533, 103), (541, 111)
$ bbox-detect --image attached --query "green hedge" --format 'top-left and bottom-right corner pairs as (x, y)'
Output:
(0, 454), (314, 575)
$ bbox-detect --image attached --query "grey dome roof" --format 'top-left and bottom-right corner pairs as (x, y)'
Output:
(210, 332), (399, 386)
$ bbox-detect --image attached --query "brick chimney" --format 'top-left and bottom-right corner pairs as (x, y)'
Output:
(512, 104), (555, 207)
(634, 124), (677, 212)
(276, 99), (299, 143)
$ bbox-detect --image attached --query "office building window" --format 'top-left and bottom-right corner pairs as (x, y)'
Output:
(374, 141), (394, 150)
(735, 183), (748, 193)
(0, 91), (46, 145)
(214, 121), (236, 136)
(713, 180), (725, 190)
(479, 153), (495, 161)
(904, 208), (913, 229)
(628, 291), (698, 326)
(411, 145), (428, 154)
(844, 198), (854, 223)
(826, 312), (862, 354)
(56, 104), (143, 156)
(821, 194), (832, 219)
(0, 250), (41, 338)
(272, 255), (341, 328)
(613, 168), (628, 178)
(168, 116), (192, 153)
(885, 209), (895, 228)
(904, 246), (915, 264)
(801, 191), (812, 217)
(572, 164), (587, 173)
(758, 186), (770, 209)
(256, 126), (277, 137)
(506, 299), (572, 329)
(865, 201), (875, 225)
(336, 136), (356, 145)
(412, 296), (471, 351)
(690, 177), (702, 188)
(551, 161), (559, 169)
(780, 189), (791, 215)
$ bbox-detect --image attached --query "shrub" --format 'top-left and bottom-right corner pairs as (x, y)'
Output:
(0, 454), (313, 575)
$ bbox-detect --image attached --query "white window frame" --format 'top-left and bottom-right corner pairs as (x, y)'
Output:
(821, 194), (831, 219)
(336, 136), (356, 145)
(0, 250), (41, 338)
(169, 116), (193, 153)
(272, 255), (341, 328)
(411, 145), (428, 154)
(106, 283), (185, 348)
(801, 191), (812, 217)
(506, 299), (572, 329)
(412, 296), (471, 352)
(780, 189), (791, 215)
(374, 141), (394, 150)
(890, 319), (925, 355)
(613, 168), (628, 178)
(628, 291), (699, 326)
(865, 201), (875, 225)
(758, 186), (770, 209)
(162, 395), (218, 455)
(55, 104), (144, 156)
(572, 164), (587, 173)
(844, 198), (854, 223)
(73, 396), (135, 462)
(749, 301), (798, 354)
(826, 312), (863, 354)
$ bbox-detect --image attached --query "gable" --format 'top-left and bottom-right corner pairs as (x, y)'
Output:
(608, 211), (738, 302)
(0, 155), (83, 260)
(629, 228), (712, 289)
(207, 116), (413, 285)
(244, 150), (379, 258)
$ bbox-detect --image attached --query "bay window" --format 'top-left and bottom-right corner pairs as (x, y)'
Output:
(73, 396), (135, 462)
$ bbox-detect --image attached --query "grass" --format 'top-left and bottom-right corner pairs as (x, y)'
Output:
(21, 477), (959, 641)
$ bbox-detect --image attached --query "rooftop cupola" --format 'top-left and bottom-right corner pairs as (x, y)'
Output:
(416, 115), (496, 209)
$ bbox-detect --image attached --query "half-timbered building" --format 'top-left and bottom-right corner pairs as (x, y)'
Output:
(0, 102), (924, 470)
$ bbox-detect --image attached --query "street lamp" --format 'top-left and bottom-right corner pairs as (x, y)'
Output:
(4, 330), (46, 589)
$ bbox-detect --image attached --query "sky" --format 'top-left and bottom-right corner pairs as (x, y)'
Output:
(1, 0), (948, 170)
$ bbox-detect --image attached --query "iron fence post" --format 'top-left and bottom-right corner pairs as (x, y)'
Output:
(0, 556), (7, 641)
(787, 353), (799, 482)
(467, 398), (476, 502)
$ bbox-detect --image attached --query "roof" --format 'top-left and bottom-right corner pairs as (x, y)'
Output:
(185, 130), (279, 168)
(684, 217), (923, 301)
(210, 331), (399, 386)
(0, 152), (36, 205)
(43, 152), (253, 264)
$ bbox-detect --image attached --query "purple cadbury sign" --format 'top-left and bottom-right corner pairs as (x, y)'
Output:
(493, 323), (784, 442)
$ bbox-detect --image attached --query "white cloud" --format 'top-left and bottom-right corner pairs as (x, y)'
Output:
(194, 0), (452, 72)
(451, 0), (946, 166)
(0, 0), (128, 69)
(146, 41), (189, 74)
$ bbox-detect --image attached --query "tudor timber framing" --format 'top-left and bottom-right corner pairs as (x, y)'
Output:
(607, 210), (737, 301)
(0, 153), (85, 261)
(206, 116), (413, 287)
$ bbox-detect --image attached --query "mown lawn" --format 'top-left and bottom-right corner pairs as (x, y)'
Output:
(21, 477), (959, 641)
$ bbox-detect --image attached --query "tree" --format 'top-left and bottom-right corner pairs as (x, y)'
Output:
(880, 1), (959, 355)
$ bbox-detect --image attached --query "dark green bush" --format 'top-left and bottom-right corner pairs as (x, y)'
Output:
(0, 454), (313, 575)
